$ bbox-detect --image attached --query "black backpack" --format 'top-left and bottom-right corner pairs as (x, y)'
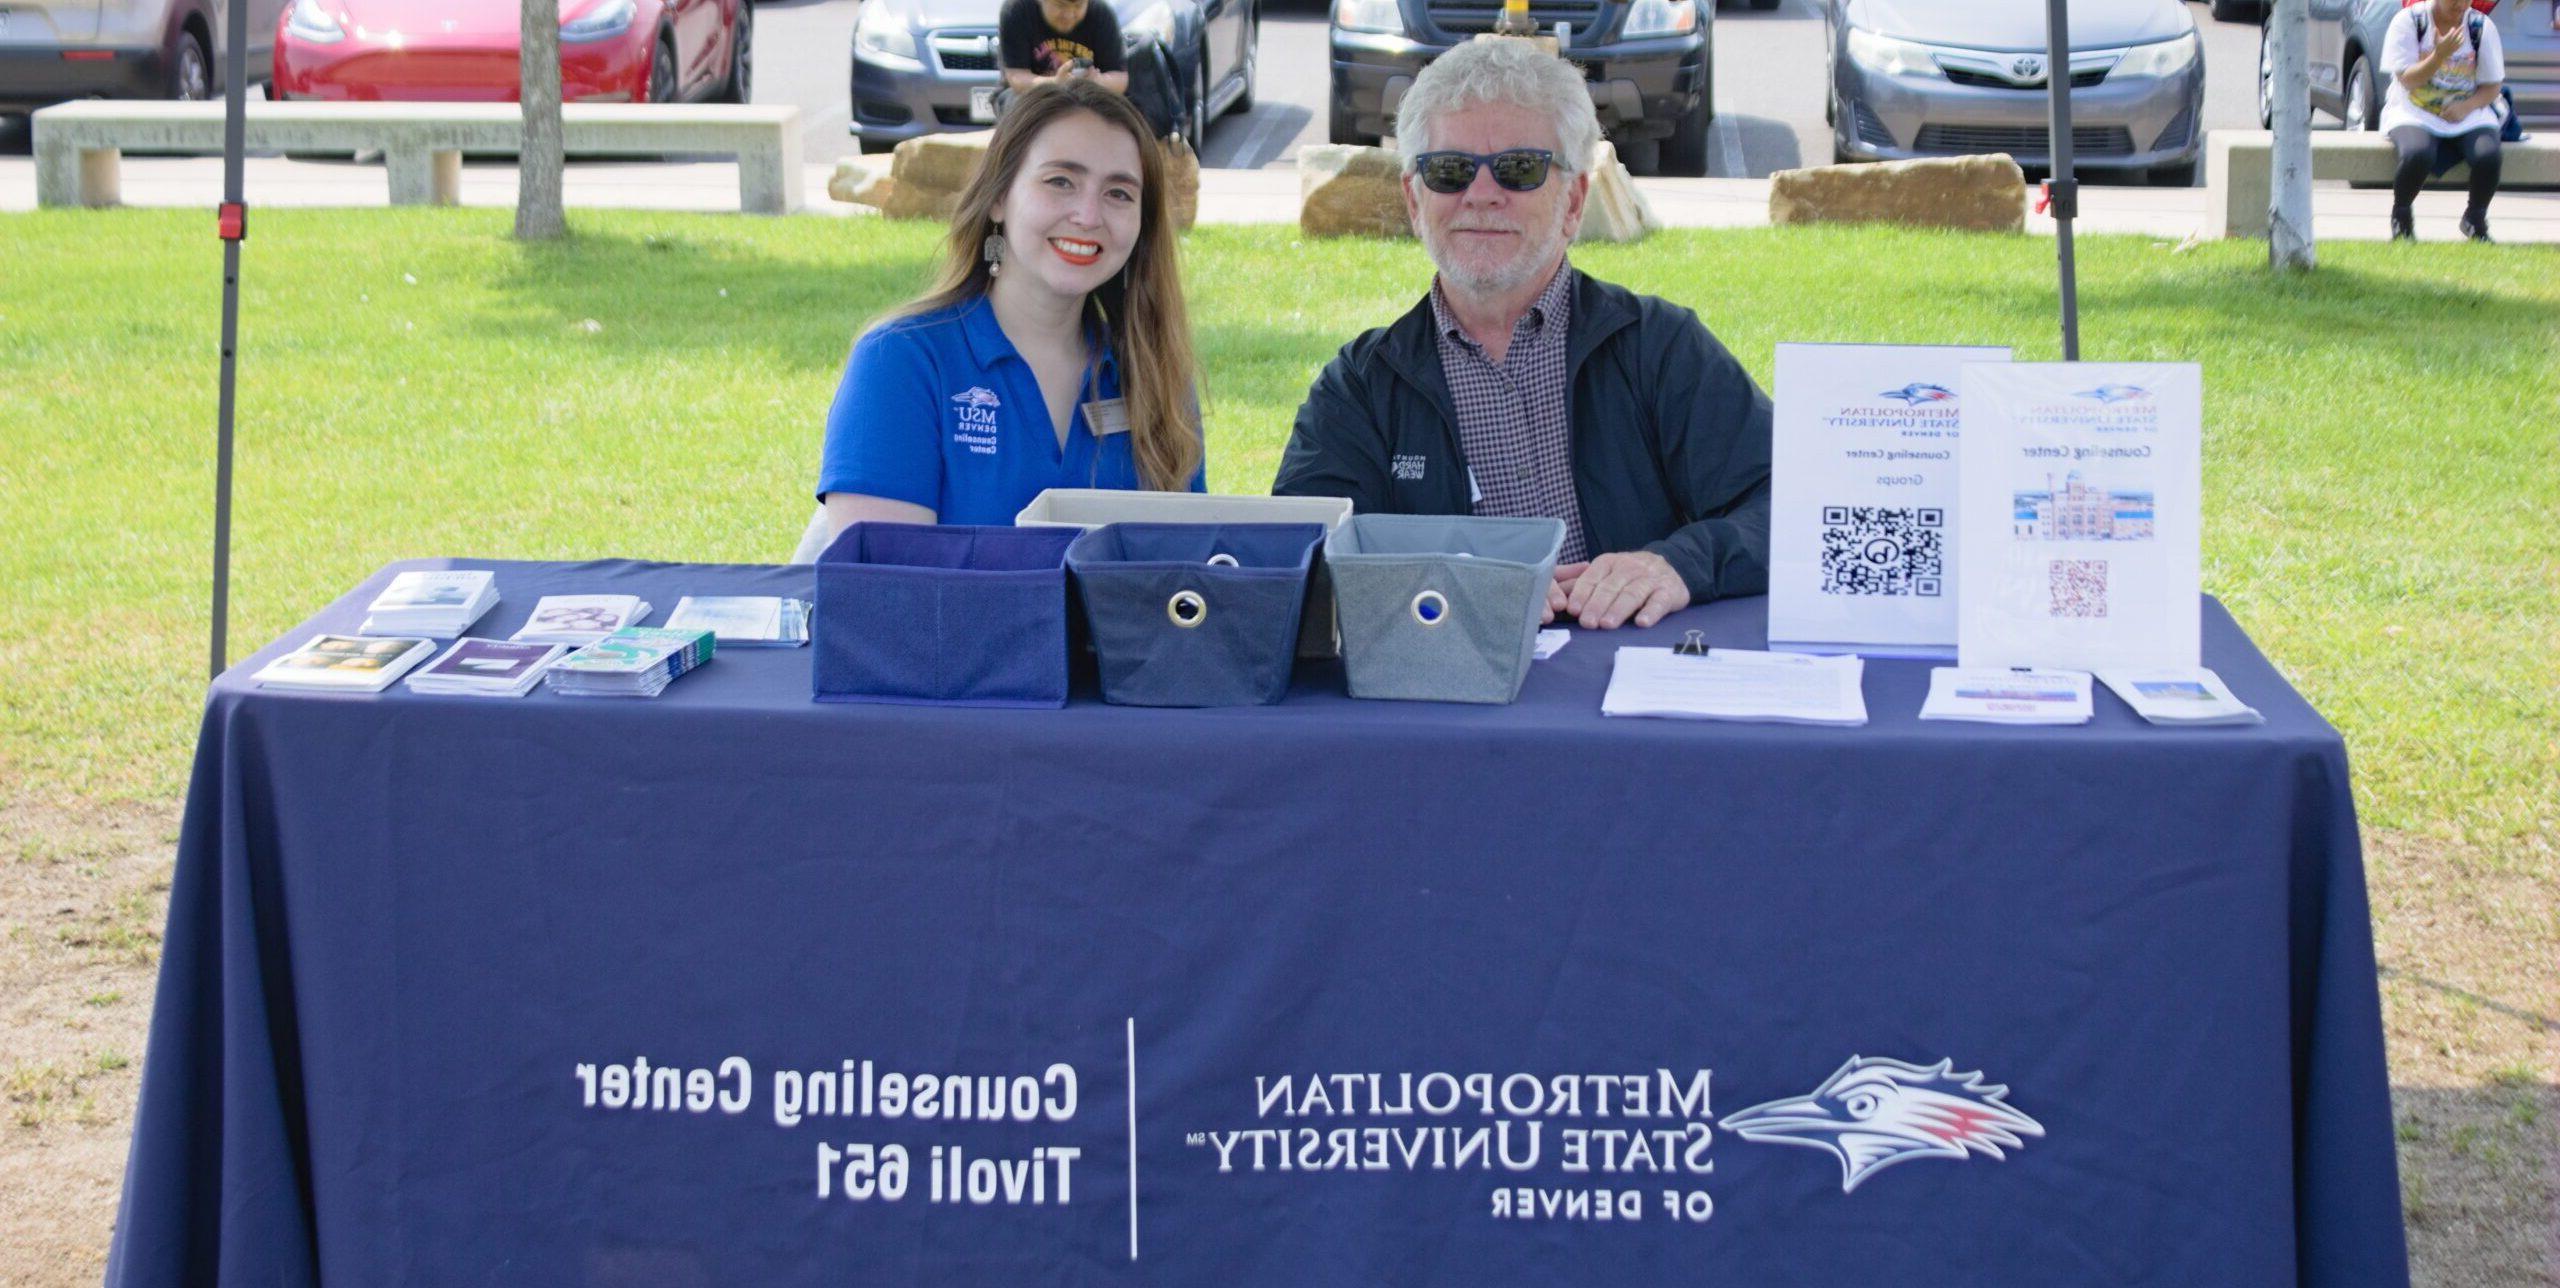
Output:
(1123, 36), (1186, 142)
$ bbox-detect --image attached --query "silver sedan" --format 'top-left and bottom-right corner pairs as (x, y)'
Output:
(1826, 0), (2208, 184)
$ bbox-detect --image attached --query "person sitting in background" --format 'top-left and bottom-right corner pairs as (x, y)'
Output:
(2380, 0), (2507, 242)
(815, 80), (1201, 538)
(998, 0), (1128, 98)
(1272, 36), (1770, 631)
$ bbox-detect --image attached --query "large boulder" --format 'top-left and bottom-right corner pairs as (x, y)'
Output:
(1159, 133), (1200, 231)
(828, 158), (896, 209)
(1574, 141), (1659, 244)
(891, 130), (995, 195)
(1767, 154), (2027, 233)
(1298, 144), (1411, 239)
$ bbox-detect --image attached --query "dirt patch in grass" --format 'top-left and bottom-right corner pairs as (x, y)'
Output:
(0, 806), (2548, 1285)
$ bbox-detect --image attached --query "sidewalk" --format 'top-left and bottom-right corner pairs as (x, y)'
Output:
(4, 152), (2557, 244)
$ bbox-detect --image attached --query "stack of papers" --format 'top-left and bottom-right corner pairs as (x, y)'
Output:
(1601, 647), (1868, 726)
(403, 640), (568, 698)
(664, 596), (810, 647)
(544, 627), (715, 699)
(512, 595), (653, 645)
(254, 634), (438, 692)
(1920, 667), (2093, 725)
(2099, 669), (2263, 726)
(360, 570), (497, 637)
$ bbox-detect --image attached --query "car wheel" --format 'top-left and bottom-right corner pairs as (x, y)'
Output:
(648, 35), (678, 104)
(1229, 7), (1257, 115)
(857, 136), (897, 154)
(2209, 0), (2262, 21)
(2255, 24), (2274, 128)
(717, 4), (752, 103)
(167, 24), (212, 101)
(1660, 95), (1710, 176)
(2343, 51), (2377, 132)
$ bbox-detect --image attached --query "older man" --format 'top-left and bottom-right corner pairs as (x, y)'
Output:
(1273, 37), (1770, 630)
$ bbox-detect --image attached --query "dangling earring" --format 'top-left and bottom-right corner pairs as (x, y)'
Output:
(982, 222), (1004, 278)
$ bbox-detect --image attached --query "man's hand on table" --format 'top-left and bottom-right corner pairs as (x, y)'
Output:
(1546, 550), (1691, 630)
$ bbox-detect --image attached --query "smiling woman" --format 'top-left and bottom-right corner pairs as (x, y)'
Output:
(816, 78), (1206, 535)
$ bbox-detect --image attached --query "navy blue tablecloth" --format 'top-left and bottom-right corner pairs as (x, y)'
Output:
(108, 559), (2408, 1287)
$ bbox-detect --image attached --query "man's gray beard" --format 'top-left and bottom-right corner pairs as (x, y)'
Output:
(1422, 199), (1571, 299)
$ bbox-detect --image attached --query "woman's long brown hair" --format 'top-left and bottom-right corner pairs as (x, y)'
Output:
(879, 80), (1203, 493)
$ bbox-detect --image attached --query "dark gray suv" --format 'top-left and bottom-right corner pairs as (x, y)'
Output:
(1, 0), (281, 116)
(1327, 0), (1714, 175)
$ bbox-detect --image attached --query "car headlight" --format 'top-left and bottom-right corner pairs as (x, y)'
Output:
(285, 0), (345, 43)
(2113, 32), (2199, 78)
(1844, 27), (1936, 77)
(854, 2), (922, 66)
(1333, 0), (1405, 36)
(1123, 1), (1178, 47)
(560, 0), (637, 43)
(1621, 0), (1696, 39)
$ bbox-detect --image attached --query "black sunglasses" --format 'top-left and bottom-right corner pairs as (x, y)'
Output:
(1411, 148), (1557, 195)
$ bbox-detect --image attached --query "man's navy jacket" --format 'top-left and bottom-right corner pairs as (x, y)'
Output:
(1273, 271), (1772, 603)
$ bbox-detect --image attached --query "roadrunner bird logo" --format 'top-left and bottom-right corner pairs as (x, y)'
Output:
(1722, 1056), (2044, 1193)
(951, 387), (1003, 410)
(1878, 382), (1957, 406)
(2075, 383), (2151, 404)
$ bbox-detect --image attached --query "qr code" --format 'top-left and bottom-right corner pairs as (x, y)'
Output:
(2050, 558), (2108, 617)
(1820, 506), (1944, 596)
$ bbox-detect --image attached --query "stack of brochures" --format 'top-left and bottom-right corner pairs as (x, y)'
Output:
(664, 596), (810, 647)
(511, 595), (652, 645)
(360, 570), (497, 637)
(2099, 669), (2264, 726)
(1919, 668), (2094, 725)
(544, 627), (715, 698)
(254, 634), (438, 692)
(1601, 647), (1868, 726)
(403, 640), (568, 698)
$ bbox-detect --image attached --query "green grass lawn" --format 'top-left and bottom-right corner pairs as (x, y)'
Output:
(1, 209), (2553, 869)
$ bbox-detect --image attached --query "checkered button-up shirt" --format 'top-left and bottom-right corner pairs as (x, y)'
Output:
(1429, 262), (1590, 563)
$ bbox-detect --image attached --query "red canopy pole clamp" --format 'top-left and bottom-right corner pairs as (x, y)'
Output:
(218, 201), (247, 242)
(2034, 180), (2053, 218)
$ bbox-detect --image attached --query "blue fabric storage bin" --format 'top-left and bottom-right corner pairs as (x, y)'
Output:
(1327, 514), (1565, 705)
(1065, 523), (1325, 707)
(812, 523), (1079, 708)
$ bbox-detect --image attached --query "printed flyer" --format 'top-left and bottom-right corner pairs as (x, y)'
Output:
(1955, 362), (2202, 670)
(1768, 343), (2011, 655)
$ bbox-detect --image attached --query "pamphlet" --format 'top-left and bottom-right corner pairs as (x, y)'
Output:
(545, 627), (714, 698)
(1601, 647), (1868, 726)
(512, 595), (653, 645)
(1919, 667), (2094, 725)
(404, 639), (567, 697)
(1768, 343), (2011, 657)
(2098, 668), (2263, 726)
(665, 596), (810, 647)
(360, 570), (497, 637)
(253, 634), (437, 692)
(1533, 629), (1569, 660)
(1956, 362), (2202, 671)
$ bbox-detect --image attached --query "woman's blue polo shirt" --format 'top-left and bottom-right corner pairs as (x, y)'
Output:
(816, 295), (1201, 524)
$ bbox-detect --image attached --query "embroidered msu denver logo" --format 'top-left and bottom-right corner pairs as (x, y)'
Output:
(1722, 1056), (2044, 1193)
(1878, 382), (1956, 406)
(951, 387), (1002, 410)
(2075, 384), (2151, 405)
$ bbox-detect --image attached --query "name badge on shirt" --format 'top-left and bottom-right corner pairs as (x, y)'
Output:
(1084, 397), (1131, 437)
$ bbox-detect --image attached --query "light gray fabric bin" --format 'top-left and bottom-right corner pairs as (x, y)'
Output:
(1017, 489), (1354, 659)
(1326, 514), (1565, 705)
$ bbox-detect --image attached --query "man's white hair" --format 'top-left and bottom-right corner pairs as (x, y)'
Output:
(1394, 36), (1600, 172)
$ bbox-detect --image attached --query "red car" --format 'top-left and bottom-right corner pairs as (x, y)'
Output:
(272, 0), (750, 103)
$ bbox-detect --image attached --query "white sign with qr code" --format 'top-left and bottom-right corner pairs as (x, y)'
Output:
(1955, 361), (2202, 671)
(1768, 342), (2012, 657)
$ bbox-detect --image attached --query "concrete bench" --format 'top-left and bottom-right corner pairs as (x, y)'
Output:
(2204, 128), (2560, 237)
(31, 100), (803, 214)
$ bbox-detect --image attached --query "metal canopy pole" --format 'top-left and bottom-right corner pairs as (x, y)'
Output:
(2045, 0), (2080, 360)
(210, 0), (248, 677)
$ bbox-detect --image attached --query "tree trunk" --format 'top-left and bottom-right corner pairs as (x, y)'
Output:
(517, 0), (567, 241)
(2269, 0), (2315, 271)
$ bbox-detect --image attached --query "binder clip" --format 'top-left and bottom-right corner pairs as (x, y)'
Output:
(1673, 630), (1707, 657)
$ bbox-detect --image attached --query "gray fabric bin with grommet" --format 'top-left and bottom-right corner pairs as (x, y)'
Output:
(1017, 489), (1354, 658)
(1064, 522), (1327, 707)
(1325, 514), (1566, 705)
